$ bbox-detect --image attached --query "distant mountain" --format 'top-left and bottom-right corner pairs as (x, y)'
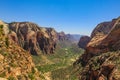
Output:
(57, 31), (67, 41)
(57, 32), (82, 43)
(66, 34), (82, 43)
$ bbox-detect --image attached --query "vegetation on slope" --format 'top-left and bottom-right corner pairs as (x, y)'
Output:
(77, 50), (120, 80)
(0, 24), (41, 80)
(32, 40), (84, 80)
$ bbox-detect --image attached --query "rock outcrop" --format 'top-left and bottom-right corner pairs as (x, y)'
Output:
(57, 31), (67, 41)
(75, 17), (120, 80)
(91, 19), (117, 38)
(81, 17), (120, 66)
(8, 22), (57, 55)
(0, 23), (40, 79)
(78, 36), (91, 49)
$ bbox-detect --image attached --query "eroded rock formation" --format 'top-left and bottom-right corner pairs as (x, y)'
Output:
(76, 17), (120, 80)
(81, 17), (120, 66)
(8, 22), (57, 55)
(0, 23), (40, 79)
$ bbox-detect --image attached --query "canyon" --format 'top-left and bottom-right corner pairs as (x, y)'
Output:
(0, 17), (120, 80)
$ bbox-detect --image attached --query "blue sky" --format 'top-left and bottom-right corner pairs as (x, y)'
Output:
(0, 0), (120, 35)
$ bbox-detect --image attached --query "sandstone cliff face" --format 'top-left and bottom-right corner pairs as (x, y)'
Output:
(91, 19), (117, 38)
(8, 22), (57, 55)
(78, 36), (91, 49)
(76, 17), (120, 80)
(81, 18), (120, 66)
(0, 23), (40, 80)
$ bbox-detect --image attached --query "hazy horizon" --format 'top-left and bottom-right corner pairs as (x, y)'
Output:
(0, 0), (120, 35)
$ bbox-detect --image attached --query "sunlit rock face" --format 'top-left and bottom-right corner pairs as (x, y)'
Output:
(0, 20), (9, 35)
(81, 18), (120, 65)
(0, 22), (40, 79)
(75, 17), (120, 80)
(8, 22), (57, 55)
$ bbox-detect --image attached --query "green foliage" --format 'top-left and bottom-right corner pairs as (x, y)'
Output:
(32, 41), (84, 80)
(9, 63), (17, 67)
(0, 72), (6, 77)
(39, 75), (46, 80)
(36, 62), (65, 73)
(7, 76), (16, 80)
(17, 75), (22, 80)
(0, 25), (3, 28)
(5, 37), (9, 48)
(32, 55), (44, 65)
(80, 51), (120, 79)
(28, 73), (35, 80)
(51, 66), (79, 80)
(31, 67), (36, 74)
(1, 51), (8, 56)
(7, 67), (11, 73)
(0, 25), (4, 36)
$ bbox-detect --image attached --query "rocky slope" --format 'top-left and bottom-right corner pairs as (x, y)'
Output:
(75, 17), (120, 80)
(81, 17), (120, 66)
(0, 23), (40, 80)
(91, 18), (117, 38)
(8, 22), (57, 55)
(78, 36), (91, 49)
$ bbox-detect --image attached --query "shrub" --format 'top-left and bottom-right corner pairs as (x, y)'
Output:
(31, 67), (36, 74)
(17, 75), (22, 80)
(5, 37), (9, 48)
(0, 72), (6, 77)
(7, 67), (11, 73)
(9, 63), (17, 67)
(28, 73), (35, 80)
(7, 76), (16, 80)
(2, 52), (8, 56)
(0, 25), (4, 36)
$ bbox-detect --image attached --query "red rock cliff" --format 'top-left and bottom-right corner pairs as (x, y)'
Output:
(76, 17), (120, 80)
(8, 22), (57, 55)
(81, 18), (119, 66)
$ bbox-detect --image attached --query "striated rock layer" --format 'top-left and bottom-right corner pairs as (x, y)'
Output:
(76, 17), (120, 80)
(81, 17), (120, 66)
(0, 23), (40, 80)
(8, 22), (57, 55)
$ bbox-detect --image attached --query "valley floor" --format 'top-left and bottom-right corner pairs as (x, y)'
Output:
(32, 41), (84, 80)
